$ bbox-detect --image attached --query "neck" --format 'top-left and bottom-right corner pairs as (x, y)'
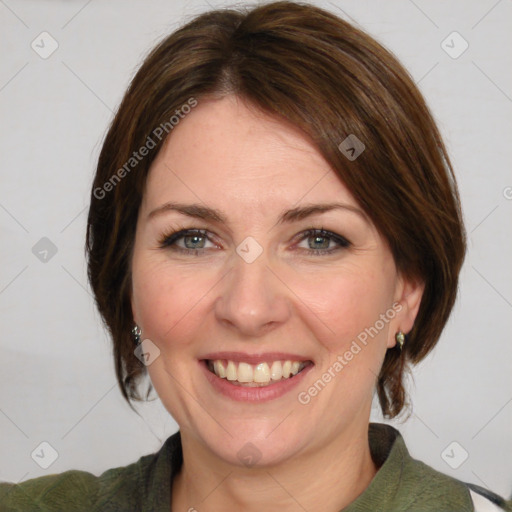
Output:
(172, 424), (378, 512)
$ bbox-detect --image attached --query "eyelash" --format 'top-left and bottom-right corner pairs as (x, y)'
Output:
(157, 227), (351, 257)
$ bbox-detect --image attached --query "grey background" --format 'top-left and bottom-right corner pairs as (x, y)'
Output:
(1, 0), (511, 498)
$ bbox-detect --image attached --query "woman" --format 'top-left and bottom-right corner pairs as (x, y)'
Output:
(1, 1), (510, 510)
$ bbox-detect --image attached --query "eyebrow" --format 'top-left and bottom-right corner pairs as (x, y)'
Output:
(147, 201), (368, 225)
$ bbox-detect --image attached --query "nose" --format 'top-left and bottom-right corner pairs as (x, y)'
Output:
(214, 249), (291, 338)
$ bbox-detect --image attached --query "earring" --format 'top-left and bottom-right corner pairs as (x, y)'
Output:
(132, 325), (142, 345)
(395, 330), (405, 351)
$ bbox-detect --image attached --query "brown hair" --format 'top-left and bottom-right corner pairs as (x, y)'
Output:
(86, 1), (466, 418)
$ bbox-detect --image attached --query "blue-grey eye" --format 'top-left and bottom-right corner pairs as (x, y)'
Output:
(296, 229), (350, 254)
(308, 234), (331, 250)
(182, 233), (207, 249)
(159, 229), (214, 251)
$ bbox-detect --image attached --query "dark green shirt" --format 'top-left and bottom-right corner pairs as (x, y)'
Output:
(1, 423), (510, 511)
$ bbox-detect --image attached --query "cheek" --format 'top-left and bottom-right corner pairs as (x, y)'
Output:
(291, 265), (395, 355)
(131, 257), (216, 350)
(291, 266), (396, 413)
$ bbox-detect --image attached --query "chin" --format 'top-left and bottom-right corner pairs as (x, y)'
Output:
(195, 418), (311, 469)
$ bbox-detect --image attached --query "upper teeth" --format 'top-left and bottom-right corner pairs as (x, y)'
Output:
(209, 359), (307, 384)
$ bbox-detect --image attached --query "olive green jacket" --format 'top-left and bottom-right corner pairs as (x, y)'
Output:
(1, 423), (510, 511)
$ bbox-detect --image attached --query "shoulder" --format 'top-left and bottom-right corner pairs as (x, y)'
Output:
(0, 432), (182, 512)
(400, 449), (511, 511)
(0, 461), (145, 511)
(368, 423), (511, 512)
(0, 468), (112, 511)
(398, 451), (475, 510)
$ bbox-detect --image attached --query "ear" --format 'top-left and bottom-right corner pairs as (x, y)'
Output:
(388, 273), (424, 349)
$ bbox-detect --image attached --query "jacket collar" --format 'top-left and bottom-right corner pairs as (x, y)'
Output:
(144, 422), (472, 511)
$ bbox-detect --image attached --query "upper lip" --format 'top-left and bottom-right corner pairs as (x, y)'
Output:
(200, 352), (313, 364)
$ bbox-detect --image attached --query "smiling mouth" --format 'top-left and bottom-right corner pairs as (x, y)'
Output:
(205, 359), (313, 387)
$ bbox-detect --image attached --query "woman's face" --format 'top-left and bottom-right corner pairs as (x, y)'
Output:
(131, 95), (422, 466)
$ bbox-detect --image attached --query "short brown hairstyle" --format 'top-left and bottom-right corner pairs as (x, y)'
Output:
(86, 1), (466, 418)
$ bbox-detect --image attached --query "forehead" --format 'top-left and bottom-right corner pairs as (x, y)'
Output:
(142, 95), (357, 213)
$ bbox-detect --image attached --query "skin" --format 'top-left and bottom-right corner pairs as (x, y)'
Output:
(130, 95), (424, 512)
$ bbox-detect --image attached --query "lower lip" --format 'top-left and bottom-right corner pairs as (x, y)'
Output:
(200, 360), (314, 402)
